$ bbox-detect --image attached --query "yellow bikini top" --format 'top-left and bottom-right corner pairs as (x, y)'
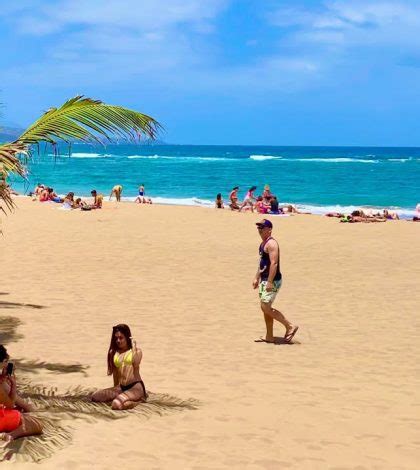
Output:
(113, 349), (133, 368)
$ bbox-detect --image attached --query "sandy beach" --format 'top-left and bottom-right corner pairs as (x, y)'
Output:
(1, 198), (419, 469)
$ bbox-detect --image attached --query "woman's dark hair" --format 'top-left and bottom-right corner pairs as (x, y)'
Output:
(107, 324), (133, 375)
(0, 345), (9, 362)
(249, 186), (257, 191)
(216, 193), (222, 199)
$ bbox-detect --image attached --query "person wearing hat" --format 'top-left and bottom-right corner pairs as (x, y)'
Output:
(253, 219), (298, 343)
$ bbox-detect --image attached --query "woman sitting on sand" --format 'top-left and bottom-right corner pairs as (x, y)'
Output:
(62, 192), (75, 209)
(215, 193), (224, 209)
(91, 324), (146, 409)
(255, 196), (267, 214)
(0, 345), (43, 445)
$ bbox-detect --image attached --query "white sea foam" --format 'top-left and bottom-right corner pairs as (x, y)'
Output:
(249, 155), (282, 161)
(127, 155), (230, 162)
(249, 156), (379, 163)
(71, 153), (104, 158)
(285, 157), (379, 163)
(388, 158), (410, 162)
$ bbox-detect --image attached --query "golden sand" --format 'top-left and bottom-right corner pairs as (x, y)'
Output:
(1, 198), (419, 469)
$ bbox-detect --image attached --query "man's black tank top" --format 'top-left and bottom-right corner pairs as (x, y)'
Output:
(259, 237), (282, 281)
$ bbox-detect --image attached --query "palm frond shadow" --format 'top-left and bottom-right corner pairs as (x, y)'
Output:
(15, 359), (88, 376)
(0, 300), (46, 310)
(0, 316), (23, 344)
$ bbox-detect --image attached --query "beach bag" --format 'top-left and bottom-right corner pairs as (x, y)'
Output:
(0, 406), (21, 432)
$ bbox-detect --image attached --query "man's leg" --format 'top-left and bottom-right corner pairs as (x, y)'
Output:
(260, 303), (274, 342)
(260, 302), (295, 338)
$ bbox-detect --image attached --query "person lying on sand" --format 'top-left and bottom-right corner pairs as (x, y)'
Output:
(325, 212), (345, 218)
(91, 324), (147, 409)
(0, 345), (43, 446)
(340, 215), (386, 223)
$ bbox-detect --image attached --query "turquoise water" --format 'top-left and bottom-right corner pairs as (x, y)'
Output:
(9, 144), (420, 215)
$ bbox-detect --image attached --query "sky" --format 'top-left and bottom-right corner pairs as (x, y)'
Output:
(1, 0), (420, 146)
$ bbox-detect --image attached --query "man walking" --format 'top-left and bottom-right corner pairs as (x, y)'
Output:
(253, 219), (298, 343)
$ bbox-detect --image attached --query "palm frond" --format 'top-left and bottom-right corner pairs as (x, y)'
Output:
(1, 417), (71, 463)
(18, 95), (162, 145)
(0, 142), (28, 213)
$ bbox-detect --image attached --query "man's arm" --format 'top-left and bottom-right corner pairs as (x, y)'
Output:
(252, 262), (261, 289)
(265, 240), (279, 291)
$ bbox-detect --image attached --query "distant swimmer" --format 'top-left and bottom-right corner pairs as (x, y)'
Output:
(253, 219), (298, 344)
(110, 185), (123, 202)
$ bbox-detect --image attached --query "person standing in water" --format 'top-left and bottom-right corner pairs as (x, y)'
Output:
(252, 219), (298, 344)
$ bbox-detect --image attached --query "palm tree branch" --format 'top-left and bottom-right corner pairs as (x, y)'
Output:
(18, 96), (162, 145)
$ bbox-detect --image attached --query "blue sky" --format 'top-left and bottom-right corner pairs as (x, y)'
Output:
(1, 0), (420, 145)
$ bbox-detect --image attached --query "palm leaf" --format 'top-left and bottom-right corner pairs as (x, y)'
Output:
(18, 95), (162, 145)
(7, 378), (199, 463)
(0, 142), (28, 213)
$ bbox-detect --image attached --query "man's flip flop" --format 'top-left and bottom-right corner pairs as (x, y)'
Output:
(284, 326), (299, 343)
(254, 338), (275, 343)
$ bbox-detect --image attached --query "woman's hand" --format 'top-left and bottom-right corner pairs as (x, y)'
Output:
(8, 375), (17, 398)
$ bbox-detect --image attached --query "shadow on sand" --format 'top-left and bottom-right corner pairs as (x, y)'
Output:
(254, 336), (301, 345)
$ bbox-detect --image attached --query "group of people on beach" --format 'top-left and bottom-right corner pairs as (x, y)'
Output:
(215, 185), (420, 222)
(0, 324), (146, 448)
(30, 183), (152, 209)
(216, 185), (300, 215)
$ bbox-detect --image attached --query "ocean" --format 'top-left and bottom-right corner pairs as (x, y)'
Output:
(10, 144), (420, 217)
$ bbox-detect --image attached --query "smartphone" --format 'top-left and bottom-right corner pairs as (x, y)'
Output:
(6, 362), (14, 376)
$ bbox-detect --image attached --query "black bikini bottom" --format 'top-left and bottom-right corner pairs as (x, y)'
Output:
(120, 380), (147, 398)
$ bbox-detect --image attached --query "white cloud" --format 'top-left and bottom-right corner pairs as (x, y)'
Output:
(8, 0), (228, 35)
